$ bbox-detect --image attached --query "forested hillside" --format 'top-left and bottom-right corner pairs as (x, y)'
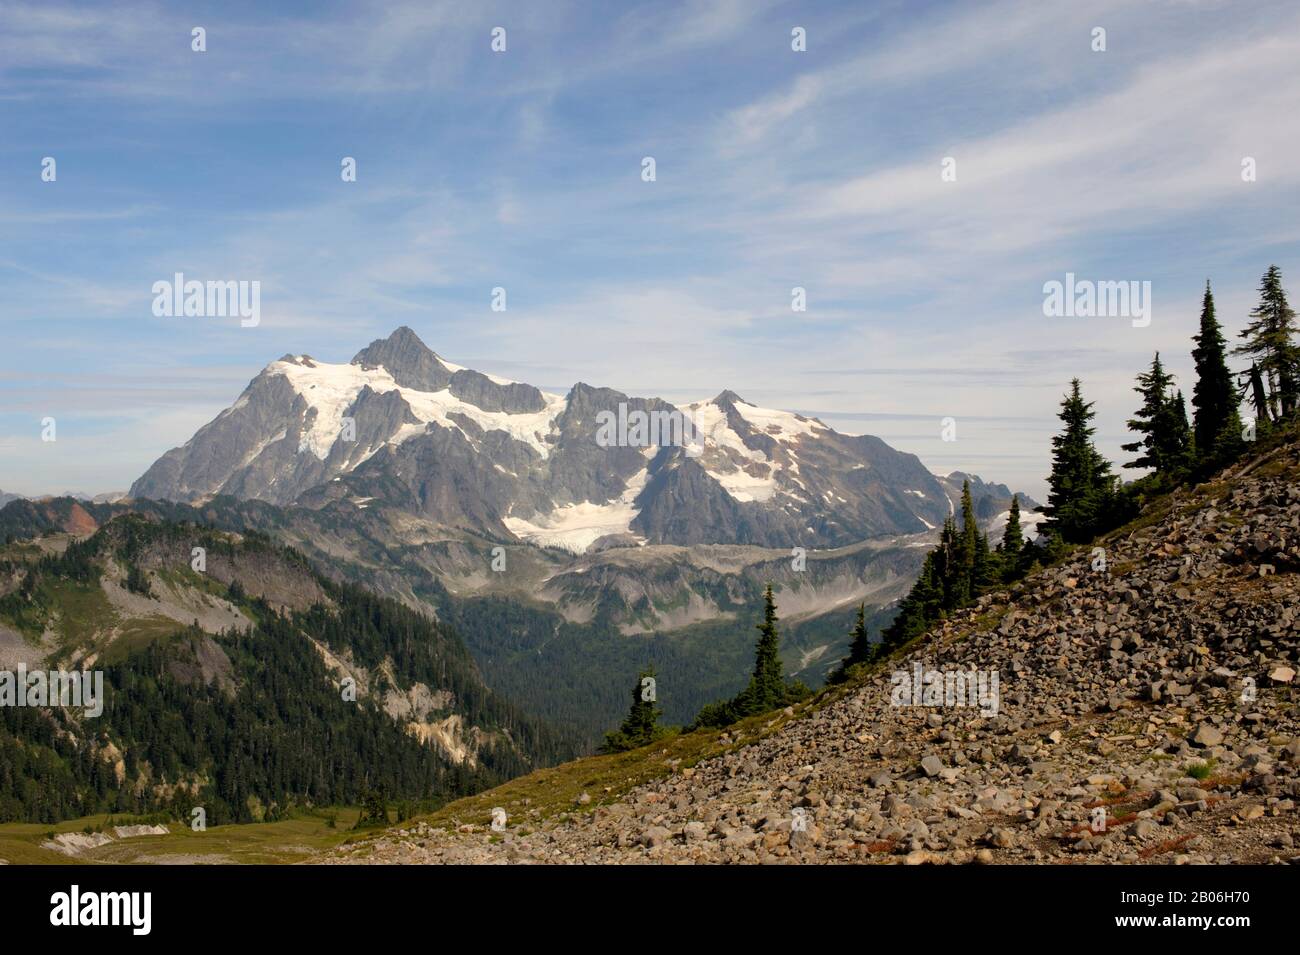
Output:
(0, 515), (572, 824)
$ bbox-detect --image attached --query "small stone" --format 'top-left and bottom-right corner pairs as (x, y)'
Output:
(640, 826), (672, 848)
(987, 827), (1017, 849)
(789, 825), (821, 850)
(1191, 724), (1223, 748)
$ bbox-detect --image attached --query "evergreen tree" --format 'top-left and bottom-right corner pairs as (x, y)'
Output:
(831, 603), (872, 681)
(124, 562), (152, 598)
(357, 787), (388, 827)
(601, 668), (665, 753)
(1190, 280), (1244, 465)
(973, 525), (993, 591)
(931, 517), (958, 609)
(958, 481), (993, 593)
(738, 585), (785, 713)
(1234, 265), (1299, 421)
(890, 552), (942, 646)
(1164, 390), (1193, 472)
(691, 587), (808, 727)
(1122, 353), (1180, 473)
(959, 481), (978, 553)
(998, 495), (1023, 578)
(1040, 379), (1117, 544)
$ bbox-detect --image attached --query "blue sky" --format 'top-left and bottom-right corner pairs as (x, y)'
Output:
(2, 0), (1298, 498)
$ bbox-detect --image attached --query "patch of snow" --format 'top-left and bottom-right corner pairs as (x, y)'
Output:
(503, 468), (649, 553)
(730, 400), (826, 438)
(438, 356), (517, 387)
(682, 400), (777, 502)
(270, 357), (566, 462)
(238, 428), (286, 469)
(720, 469), (778, 503)
(986, 507), (1047, 543)
(684, 401), (763, 457)
(220, 392), (251, 417)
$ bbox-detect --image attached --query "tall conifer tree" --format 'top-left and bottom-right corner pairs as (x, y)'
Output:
(831, 603), (873, 681)
(1122, 353), (1176, 472)
(1041, 379), (1116, 544)
(998, 494), (1023, 575)
(1190, 280), (1243, 463)
(736, 585), (785, 714)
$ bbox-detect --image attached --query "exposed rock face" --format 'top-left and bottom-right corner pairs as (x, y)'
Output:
(130, 368), (312, 504)
(324, 438), (1300, 865)
(351, 325), (453, 392)
(128, 327), (1025, 552)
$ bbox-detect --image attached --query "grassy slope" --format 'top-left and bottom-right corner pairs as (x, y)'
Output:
(0, 810), (362, 865)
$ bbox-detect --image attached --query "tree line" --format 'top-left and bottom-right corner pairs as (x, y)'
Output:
(837, 264), (1297, 675)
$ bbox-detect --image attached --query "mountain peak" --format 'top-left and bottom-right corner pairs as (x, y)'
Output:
(712, 389), (746, 407)
(352, 326), (439, 364)
(350, 326), (452, 392)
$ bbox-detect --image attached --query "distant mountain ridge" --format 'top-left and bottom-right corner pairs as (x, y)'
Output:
(131, 327), (1021, 553)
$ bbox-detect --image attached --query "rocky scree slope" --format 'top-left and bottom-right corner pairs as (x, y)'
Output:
(326, 437), (1300, 864)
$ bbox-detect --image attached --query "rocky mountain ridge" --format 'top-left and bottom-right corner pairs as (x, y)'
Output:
(130, 326), (1024, 553)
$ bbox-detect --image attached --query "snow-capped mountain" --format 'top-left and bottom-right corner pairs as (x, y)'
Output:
(131, 327), (1003, 553)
